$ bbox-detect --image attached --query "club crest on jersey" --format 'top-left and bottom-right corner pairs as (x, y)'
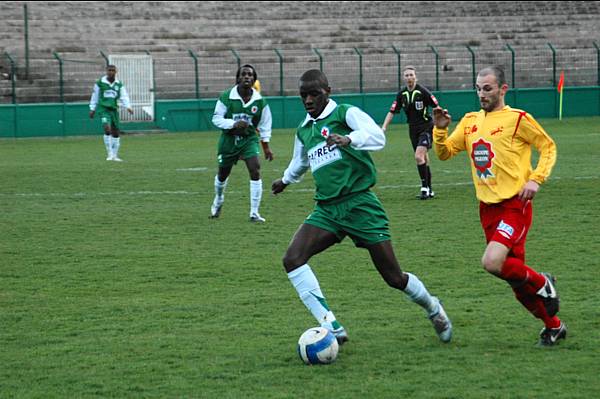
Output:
(471, 138), (495, 178)
(320, 126), (330, 138)
(251, 105), (258, 114)
(497, 220), (514, 240)
(415, 101), (424, 110)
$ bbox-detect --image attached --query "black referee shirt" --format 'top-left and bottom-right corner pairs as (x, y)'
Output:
(389, 84), (439, 126)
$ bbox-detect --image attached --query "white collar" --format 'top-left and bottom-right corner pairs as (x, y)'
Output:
(101, 76), (120, 86)
(229, 85), (262, 106)
(301, 99), (337, 127)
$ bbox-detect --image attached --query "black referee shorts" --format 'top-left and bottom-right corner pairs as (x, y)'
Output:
(409, 123), (433, 151)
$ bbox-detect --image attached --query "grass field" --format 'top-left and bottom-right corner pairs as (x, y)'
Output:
(2, 116), (600, 398)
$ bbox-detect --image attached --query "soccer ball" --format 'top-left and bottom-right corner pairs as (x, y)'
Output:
(297, 327), (339, 365)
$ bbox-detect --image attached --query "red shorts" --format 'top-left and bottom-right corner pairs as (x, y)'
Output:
(479, 196), (533, 260)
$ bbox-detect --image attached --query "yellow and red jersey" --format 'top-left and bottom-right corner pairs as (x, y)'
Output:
(433, 106), (557, 204)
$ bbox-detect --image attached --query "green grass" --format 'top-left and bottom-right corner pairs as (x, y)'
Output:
(1, 117), (600, 398)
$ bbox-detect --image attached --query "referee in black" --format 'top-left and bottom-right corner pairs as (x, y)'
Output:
(382, 66), (439, 200)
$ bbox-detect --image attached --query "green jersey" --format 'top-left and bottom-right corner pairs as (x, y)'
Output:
(89, 76), (131, 111)
(212, 86), (272, 140)
(283, 100), (385, 202)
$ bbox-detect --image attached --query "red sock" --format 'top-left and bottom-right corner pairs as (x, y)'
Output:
(512, 286), (561, 329)
(501, 257), (546, 293)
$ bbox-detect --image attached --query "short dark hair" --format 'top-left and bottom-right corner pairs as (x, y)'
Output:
(107, 64), (117, 70)
(478, 66), (506, 86)
(236, 64), (258, 83)
(299, 69), (329, 88)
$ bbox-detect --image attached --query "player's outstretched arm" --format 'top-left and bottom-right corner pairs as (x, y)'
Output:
(432, 107), (467, 160)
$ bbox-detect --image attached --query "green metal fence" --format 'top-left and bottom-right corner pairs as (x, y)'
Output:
(2, 44), (600, 104)
(55, 53), (106, 101)
(3, 52), (17, 104)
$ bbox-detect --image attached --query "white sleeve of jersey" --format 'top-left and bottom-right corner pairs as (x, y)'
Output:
(119, 86), (132, 109)
(89, 84), (100, 111)
(212, 100), (235, 130)
(257, 104), (272, 142)
(282, 135), (309, 184)
(345, 106), (386, 151)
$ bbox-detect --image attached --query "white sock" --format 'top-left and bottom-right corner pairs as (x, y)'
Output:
(103, 135), (112, 156)
(250, 179), (262, 216)
(111, 137), (121, 158)
(213, 176), (228, 206)
(287, 264), (342, 330)
(403, 272), (438, 316)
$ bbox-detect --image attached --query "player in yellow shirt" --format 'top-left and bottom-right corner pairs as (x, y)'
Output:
(432, 66), (565, 347)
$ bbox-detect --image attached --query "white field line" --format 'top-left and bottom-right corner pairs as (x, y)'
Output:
(1, 175), (597, 198)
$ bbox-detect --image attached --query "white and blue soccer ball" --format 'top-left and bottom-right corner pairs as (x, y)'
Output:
(297, 327), (339, 365)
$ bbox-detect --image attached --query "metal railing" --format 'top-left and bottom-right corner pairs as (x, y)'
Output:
(1, 44), (600, 104)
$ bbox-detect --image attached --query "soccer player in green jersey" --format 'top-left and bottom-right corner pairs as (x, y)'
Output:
(210, 64), (274, 222)
(272, 70), (453, 345)
(89, 65), (133, 162)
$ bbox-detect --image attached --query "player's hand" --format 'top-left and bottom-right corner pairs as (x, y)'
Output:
(264, 148), (274, 161)
(326, 133), (351, 147)
(89, 110), (95, 119)
(271, 178), (288, 195)
(518, 180), (539, 201)
(433, 106), (451, 129)
(261, 141), (274, 161)
(127, 108), (134, 115)
(230, 120), (249, 136)
(233, 120), (249, 130)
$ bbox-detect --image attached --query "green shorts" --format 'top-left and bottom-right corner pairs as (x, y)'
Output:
(305, 190), (391, 247)
(97, 107), (120, 130)
(217, 134), (260, 168)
